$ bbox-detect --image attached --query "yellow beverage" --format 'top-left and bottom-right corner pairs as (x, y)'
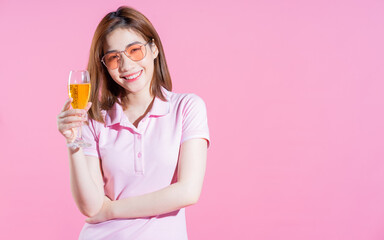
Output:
(69, 83), (91, 109)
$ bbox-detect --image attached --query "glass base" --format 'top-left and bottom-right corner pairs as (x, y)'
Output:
(67, 139), (91, 149)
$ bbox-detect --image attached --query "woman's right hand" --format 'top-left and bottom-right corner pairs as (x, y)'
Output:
(57, 98), (92, 143)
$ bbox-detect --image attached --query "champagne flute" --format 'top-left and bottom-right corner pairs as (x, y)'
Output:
(68, 70), (91, 148)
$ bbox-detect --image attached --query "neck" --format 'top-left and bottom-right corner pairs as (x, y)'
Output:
(123, 90), (155, 127)
(126, 89), (154, 111)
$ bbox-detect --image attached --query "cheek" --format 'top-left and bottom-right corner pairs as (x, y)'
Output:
(143, 59), (155, 74)
(108, 69), (120, 81)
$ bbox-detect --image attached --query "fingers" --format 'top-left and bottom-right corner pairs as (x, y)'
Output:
(61, 98), (73, 112)
(58, 99), (92, 142)
(85, 217), (95, 224)
(104, 195), (112, 201)
(58, 101), (92, 119)
(58, 122), (82, 131)
(60, 115), (87, 124)
(85, 102), (93, 112)
(57, 114), (84, 130)
(57, 108), (86, 119)
(57, 113), (87, 134)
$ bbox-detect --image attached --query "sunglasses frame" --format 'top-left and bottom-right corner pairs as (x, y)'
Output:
(101, 40), (153, 70)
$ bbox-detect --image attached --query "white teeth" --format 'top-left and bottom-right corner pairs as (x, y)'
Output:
(126, 71), (141, 80)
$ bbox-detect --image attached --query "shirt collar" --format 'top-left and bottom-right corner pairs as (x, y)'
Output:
(104, 103), (124, 127)
(149, 87), (170, 117)
(105, 87), (170, 126)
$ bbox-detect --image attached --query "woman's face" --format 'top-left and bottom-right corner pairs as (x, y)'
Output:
(103, 28), (158, 96)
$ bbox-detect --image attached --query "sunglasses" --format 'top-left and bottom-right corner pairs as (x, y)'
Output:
(101, 40), (152, 70)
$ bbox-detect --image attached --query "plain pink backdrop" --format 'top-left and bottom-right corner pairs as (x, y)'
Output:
(1, 0), (384, 239)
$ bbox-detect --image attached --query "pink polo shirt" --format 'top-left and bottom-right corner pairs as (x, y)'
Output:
(78, 87), (210, 240)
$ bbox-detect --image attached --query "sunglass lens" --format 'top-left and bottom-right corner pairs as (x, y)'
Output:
(127, 45), (145, 61)
(105, 53), (119, 69)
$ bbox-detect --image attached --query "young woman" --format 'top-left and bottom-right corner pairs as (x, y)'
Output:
(57, 6), (210, 240)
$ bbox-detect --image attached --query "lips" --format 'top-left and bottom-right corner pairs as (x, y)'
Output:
(121, 70), (143, 83)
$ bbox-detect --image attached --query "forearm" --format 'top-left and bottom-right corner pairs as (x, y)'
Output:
(68, 147), (104, 217)
(111, 182), (198, 219)
(109, 139), (207, 219)
(85, 139), (207, 224)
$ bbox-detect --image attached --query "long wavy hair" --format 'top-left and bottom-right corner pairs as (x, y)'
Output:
(87, 6), (172, 123)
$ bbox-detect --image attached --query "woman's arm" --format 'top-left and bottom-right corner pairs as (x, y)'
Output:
(57, 99), (105, 217)
(86, 138), (207, 223)
(68, 149), (105, 217)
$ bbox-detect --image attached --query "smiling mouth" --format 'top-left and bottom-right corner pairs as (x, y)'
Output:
(122, 70), (143, 82)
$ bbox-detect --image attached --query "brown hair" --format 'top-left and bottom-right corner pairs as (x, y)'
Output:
(87, 6), (172, 123)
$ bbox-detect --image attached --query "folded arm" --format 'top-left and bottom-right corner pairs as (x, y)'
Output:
(86, 138), (207, 223)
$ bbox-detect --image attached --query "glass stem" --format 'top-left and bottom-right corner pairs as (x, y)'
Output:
(77, 124), (82, 141)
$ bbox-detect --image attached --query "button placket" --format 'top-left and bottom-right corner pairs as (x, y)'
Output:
(134, 133), (144, 174)
(134, 116), (151, 175)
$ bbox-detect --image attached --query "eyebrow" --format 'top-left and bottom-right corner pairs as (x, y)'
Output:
(105, 41), (143, 54)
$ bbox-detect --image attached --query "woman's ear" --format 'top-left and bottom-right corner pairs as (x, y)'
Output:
(151, 40), (159, 59)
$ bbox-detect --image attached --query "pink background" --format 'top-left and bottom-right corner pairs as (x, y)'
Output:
(1, 0), (384, 239)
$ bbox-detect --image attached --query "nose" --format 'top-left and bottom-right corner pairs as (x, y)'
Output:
(119, 53), (136, 72)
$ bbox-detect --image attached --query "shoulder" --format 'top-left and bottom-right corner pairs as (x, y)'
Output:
(164, 90), (208, 125)
(165, 90), (210, 146)
(166, 90), (207, 111)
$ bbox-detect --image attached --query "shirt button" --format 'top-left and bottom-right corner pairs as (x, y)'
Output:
(137, 135), (141, 140)
(137, 152), (142, 158)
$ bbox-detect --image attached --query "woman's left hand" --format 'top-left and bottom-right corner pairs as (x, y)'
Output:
(85, 196), (114, 224)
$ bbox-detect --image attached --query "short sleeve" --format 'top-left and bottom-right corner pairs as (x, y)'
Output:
(181, 94), (210, 147)
(81, 120), (99, 157)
